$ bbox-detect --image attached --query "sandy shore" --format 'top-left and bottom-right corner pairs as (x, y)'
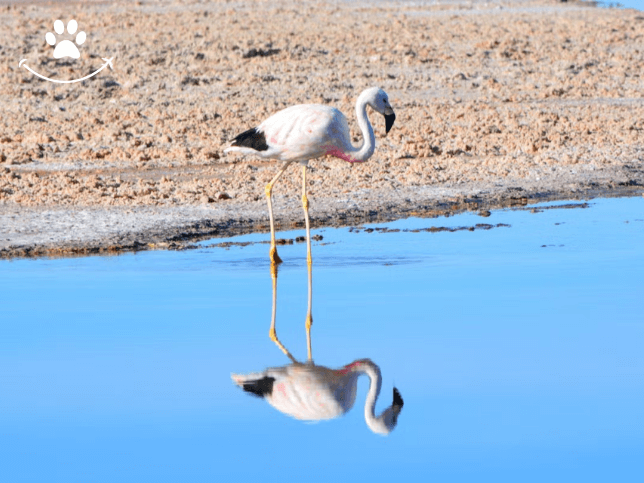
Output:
(1, 0), (643, 258)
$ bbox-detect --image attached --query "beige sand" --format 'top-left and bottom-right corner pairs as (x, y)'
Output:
(0, 0), (642, 257)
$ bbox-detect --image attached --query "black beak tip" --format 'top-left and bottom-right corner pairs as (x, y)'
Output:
(385, 112), (396, 135)
(393, 387), (404, 408)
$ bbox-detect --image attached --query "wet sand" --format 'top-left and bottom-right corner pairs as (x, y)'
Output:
(1, 0), (643, 258)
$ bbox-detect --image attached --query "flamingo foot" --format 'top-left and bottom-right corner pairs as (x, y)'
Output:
(269, 245), (283, 265)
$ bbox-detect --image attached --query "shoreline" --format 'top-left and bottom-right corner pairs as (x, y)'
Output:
(2, 176), (641, 260)
(1, 0), (643, 259)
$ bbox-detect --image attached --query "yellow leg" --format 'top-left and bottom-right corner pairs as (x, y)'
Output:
(302, 164), (314, 362)
(265, 161), (293, 265)
(268, 262), (297, 364)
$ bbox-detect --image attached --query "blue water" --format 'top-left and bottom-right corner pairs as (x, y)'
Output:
(604, 0), (644, 10)
(1, 196), (643, 482)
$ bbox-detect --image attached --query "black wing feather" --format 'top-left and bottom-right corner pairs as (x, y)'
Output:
(231, 128), (269, 151)
(241, 376), (275, 398)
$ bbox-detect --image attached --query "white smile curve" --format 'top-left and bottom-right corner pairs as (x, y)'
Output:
(19, 57), (114, 84)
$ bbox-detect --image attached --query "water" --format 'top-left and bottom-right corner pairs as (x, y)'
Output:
(598, 0), (644, 10)
(1, 196), (643, 482)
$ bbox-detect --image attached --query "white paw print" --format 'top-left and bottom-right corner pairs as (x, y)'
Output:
(45, 19), (86, 60)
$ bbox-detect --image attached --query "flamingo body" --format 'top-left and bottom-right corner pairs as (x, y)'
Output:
(228, 104), (355, 163)
(234, 363), (358, 420)
(232, 358), (404, 434)
(224, 87), (395, 164)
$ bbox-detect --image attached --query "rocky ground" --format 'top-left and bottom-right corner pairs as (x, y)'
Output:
(0, 0), (642, 258)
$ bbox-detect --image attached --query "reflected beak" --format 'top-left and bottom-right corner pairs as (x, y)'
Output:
(384, 111), (396, 135)
(393, 387), (404, 409)
(391, 387), (404, 424)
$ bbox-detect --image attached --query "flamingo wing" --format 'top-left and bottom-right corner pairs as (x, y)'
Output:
(233, 364), (352, 421)
(256, 104), (353, 161)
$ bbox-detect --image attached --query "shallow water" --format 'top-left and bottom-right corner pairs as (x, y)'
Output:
(602, 0), (644, 11)
(1, 196), (643, 482)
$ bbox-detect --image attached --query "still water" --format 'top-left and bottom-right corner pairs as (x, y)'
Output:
(604, 0), (644, 11)
(1, 196), (643, 482)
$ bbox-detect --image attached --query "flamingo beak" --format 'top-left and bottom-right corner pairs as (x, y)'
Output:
(392, 387), (404, 423)
(384, 112), (396, 135)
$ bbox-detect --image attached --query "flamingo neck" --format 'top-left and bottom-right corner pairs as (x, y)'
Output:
(335, 91), (375, 163)
(349, 359), (384, 431)
(352, 92), (376, 163)
(323, 91), (376, 163)
(354, 93), (376, 162)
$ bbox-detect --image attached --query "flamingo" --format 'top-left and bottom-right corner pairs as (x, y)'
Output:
(232, 257), (403, 435)
(232, 359), (404, 435)
(224, 87), (396, 267)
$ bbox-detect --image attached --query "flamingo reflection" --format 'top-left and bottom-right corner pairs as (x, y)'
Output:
(232, 264), (403, 435)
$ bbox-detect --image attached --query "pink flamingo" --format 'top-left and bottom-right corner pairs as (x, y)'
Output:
(224, 87), (396, 266)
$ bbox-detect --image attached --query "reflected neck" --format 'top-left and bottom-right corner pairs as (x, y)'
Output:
(349, 359), (383, 430)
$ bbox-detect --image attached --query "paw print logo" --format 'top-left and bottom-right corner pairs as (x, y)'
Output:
(19, 17), (114, 84)
(45, 19), (86, 59)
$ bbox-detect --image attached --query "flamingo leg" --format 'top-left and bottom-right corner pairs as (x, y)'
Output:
(268, 262), (297, 363)
(301, 164), (314, 362)
(265, 161), (293, 265)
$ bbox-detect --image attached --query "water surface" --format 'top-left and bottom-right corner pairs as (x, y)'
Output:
(1, 196), (643, 482)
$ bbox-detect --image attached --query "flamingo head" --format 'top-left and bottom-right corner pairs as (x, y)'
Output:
(362, 87), (396, 135)
(367, 387), (405, 435)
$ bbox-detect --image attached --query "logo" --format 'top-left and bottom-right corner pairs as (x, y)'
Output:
(19, 18), (114, 84)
